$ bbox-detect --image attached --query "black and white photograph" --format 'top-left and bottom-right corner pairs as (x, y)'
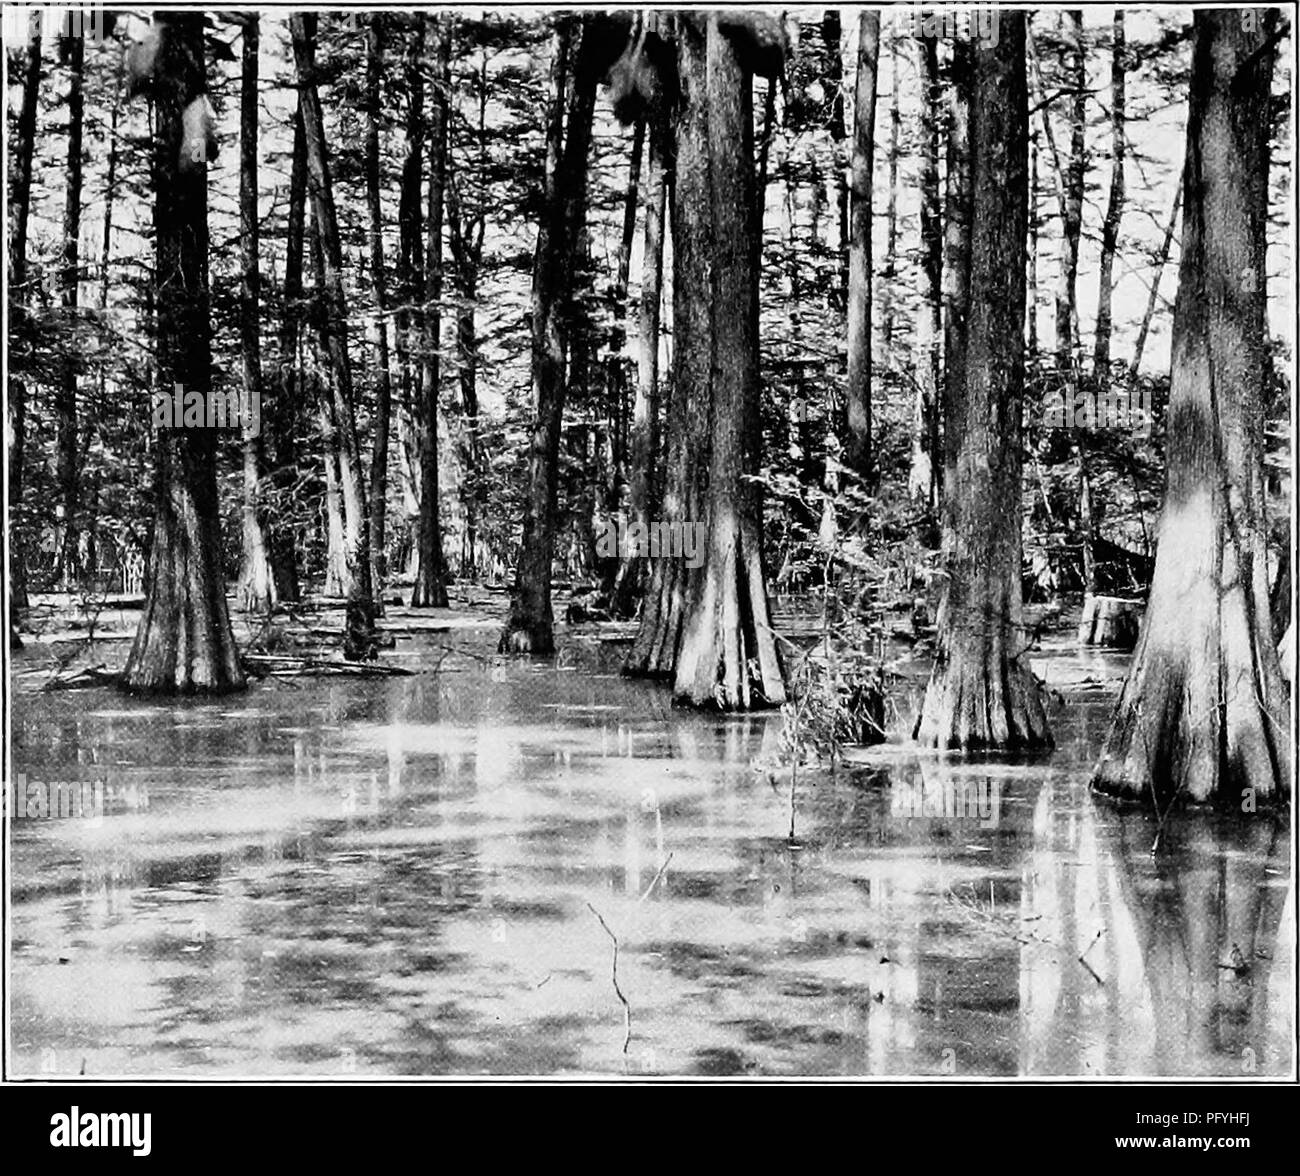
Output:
(2, 0), (1295, 1100)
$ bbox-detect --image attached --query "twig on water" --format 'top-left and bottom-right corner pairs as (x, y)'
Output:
(637, 852), (674, 905)
(586, 902), (631, 1055)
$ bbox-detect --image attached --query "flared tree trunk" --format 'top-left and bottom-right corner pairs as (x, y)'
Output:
(1092, 10), (1290, 808)
(500, 18), (598, 653)
(914, 14), (1049, 750)
(411, 16), (451, 608)
(122, 14), (244, 694)
(844, 11), (879, 480)
(8, 30), (41, 615)
(627, 15), (785, 710)
(236, 15), (275, 614)
(291, 13), (378, 655)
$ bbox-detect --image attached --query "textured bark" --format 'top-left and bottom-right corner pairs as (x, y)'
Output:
(914, 13), (1049, 750)
(292, 13), (378, 654)
(7, 31), (41, 613)
(627, 16), (785, 710)
(1269, 541), (1290, 648)
(236, 16), (275, 614)
(1092, 10), (1126, 374)
(911, 33), (942, 510)
(500, 18), (598, 653)
(845, 11), (879, 480)
(122, 14), (244, 694)
(365, 14), (394, 585)
(56, 30), (85, 587)
(941, 35), (973, 551)
(411, 16), (451, 608)
(1092, 11), (1289, 808)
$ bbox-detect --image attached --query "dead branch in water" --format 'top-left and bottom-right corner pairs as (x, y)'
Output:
(637, 852), (674, 905)
(586, 901), (631, 1055)
(241, 654), (412, 678)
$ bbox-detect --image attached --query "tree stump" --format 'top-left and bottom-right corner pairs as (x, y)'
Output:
(1076, 594), (1141, 649)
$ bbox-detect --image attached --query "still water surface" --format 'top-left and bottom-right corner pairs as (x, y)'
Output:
(10, 629), (1293, 1077)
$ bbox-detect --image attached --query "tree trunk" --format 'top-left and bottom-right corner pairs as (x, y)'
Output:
(1027, 130), (1039, 359)
(822, 9), (848, 299)
(268, 104), (306, 603)
(914, 13), (1049, 750)
(1054, 10), (1086, 368)
(447, 52), (488, 580)
(612, 106), (670, 617)
(236, 16), (275, 614)
(291, 13), (378, 655)
(607, 117), (644, 512)
(1082, 15), (1128, 602)
(911, 33), (942, 511)
(500, 18), (598, 653)
(411, 16), (451, 608)
(99, 43), (124, 309)
(396, 23), (425, 579)
(845, 11), (879, 480)
(628, 15), (785, 710)
(879, 31), (900, 364)
(366, 14), (394, 586)
(308, 208), (348, 600)
(1092, 11), (1289, 808)
(7, 30), (41, 614)
(1092, 11), (1126, 375)
(122, 14), (244, 694)
(607, 116), (648, 614)
(942, 35), (973, 551)
(56, 30), (85, 588)
(1269, 540), (1290, 649)
(1129, 182), (1182, 378)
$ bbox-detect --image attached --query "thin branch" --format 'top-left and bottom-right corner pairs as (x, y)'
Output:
(586, 902), (631, 1054)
